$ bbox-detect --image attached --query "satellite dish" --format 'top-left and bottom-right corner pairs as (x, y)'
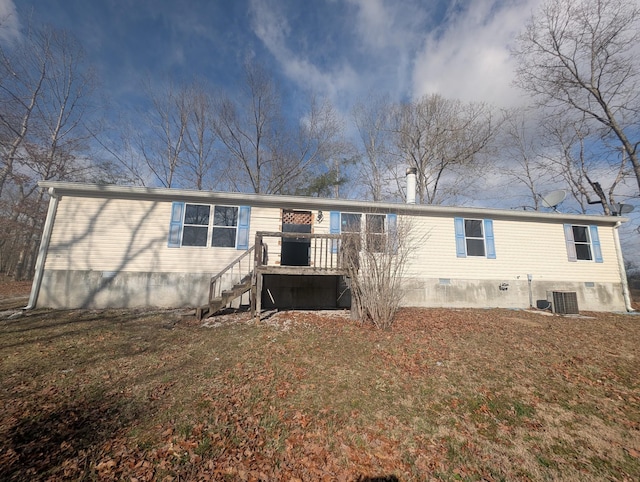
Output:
(617, 203), (635, 215)
(541, 190), (567, 210)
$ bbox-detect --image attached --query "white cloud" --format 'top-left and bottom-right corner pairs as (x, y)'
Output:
(0, 0), (20, 43)
(248, 0), (541, 110)
(346, 0), (428, 51)
(412, 0), (542, 107)
(248, 0), (359, 107)
(346, 0), (395, 49)
(344, 0), (432, 101)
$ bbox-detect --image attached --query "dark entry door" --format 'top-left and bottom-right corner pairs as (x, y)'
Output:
(281, 210), (312, 266)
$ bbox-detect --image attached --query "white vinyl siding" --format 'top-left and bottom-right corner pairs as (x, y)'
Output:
(44, 198), (282, 274)
(43, 196), (620, 284)
(404, 216), (619, 282)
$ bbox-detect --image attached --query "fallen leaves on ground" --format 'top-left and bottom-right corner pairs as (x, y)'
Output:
(0, 302), (639, 481)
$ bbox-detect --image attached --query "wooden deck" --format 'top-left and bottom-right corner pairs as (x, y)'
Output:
(197, 231), (353, 320)
(251, 231), (350, 318)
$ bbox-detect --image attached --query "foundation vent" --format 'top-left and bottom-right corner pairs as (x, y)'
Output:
(548, 291), (579, 315)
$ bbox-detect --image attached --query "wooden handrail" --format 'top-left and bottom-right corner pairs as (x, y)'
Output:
(256, 231), (343, 239)
(209, 245), (255, 303)
(254, 231), (347, 271)
(250, 231), (355, 319)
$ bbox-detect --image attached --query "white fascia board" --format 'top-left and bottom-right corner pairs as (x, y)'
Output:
(38, 181), (626, 226)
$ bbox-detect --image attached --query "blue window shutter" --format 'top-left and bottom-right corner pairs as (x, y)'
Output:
(564, 224), (577, 262)
(330, 211), (340, 254)
(168, 202), (184, 247)
(387, 213), (398, 254)
(484, 219), (496, 259)
(236, 206), (251, 250)
(590, 225), (603, 263)
(454, 217), (466, 258)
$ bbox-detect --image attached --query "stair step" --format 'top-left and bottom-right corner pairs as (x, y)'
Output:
(195, 305), (210, 320)
(209, 298), (226, 312)
(197, 245), (256, 320)
(222, 282), (252, 297)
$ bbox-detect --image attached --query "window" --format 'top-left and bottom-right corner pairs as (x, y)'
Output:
(212, 206), (238, 247)
(564, 224), (603, 262)
(168, 202), (250, 249)
(182, 204), (210, 246)
(572, 226), (592, 260)
(341, 213), (361, 233)
(340, 212), (362, 253)
(330, 211), (397, 254)
(464, 219), (485, 257)
(454, 218), (496, 259)
(366, 214), (386, 252)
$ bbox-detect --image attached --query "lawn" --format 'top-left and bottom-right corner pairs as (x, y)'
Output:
(0, 295), (639, 480)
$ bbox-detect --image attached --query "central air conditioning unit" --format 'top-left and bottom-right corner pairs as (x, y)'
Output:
(547, 291), (579, 315)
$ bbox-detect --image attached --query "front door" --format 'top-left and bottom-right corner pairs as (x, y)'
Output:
(281, 210), (312, 266)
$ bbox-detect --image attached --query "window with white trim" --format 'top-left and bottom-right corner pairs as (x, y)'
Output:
(212, 206), (238, 247)
(464, 219), (485, 257)
(168, 202), (250, 250)
(340, 212), (362, 253)
(330, 211), (397, 254)
(340, 213), (361, 234)
(454, 217), (496, 259)
(572, 225), (592, 260)
(366, 214), (386, 252)
(182, 204), (210, 246)
(564, 224), (602, 262)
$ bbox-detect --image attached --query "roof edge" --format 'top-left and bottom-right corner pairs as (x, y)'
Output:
(38, 181), (626, 225)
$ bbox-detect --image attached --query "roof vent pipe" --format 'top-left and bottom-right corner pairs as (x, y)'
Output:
(406, 167), (417, 204)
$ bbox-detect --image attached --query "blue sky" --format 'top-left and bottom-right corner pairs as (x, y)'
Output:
(2, 0), (638, 259)
(5, 0), (541, 116)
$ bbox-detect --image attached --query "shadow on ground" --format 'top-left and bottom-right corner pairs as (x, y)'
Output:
(0, 390), (142, 481)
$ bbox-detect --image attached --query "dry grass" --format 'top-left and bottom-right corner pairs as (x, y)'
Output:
(0, 292), (639, 480)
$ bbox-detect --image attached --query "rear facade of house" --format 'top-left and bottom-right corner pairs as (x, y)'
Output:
(28, 181), (631, 313)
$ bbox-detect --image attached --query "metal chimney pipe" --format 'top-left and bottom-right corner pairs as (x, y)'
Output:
(406, 167), (417, 204)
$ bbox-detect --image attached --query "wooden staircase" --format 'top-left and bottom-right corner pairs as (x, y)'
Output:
(195, 232), (348, 321)
(196, 274), (252, 320)
(196, 246), (255, 320)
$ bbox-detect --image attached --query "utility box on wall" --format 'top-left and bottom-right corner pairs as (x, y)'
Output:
(548, 291), (579, 314)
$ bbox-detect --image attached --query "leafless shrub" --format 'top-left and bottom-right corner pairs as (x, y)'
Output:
(343, 216), (419, 329)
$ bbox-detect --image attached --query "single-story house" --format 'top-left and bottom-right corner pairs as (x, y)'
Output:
(27, 174), (633, 315)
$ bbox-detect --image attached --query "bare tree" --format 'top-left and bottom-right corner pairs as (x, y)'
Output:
(213, 62), (281, 194)
(352, 95), (395, 201)
(513, 0), (640, 196)
(97, 80), (221, 190)
(0, 24), (49, 198)
(181, 82), (219, 190)
(542, 115), (629, 214)
(214, 62), (346, 195)
(90, 117), (151, 186)
(500, 109), (554, 210)
(391, 94), (496, 204)
(136, 79), (189, 188)
(276, 96), (347, 195)
(0, 25), (99, 278)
